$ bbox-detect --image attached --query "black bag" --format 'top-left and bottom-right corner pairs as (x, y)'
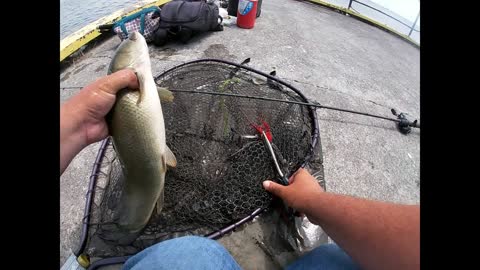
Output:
(153, 0), (223, 46)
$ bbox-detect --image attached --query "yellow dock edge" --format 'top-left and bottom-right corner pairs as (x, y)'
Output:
(305, 0), (420, 47)
(60, 0), (418, 63)
(60, 0), (171, 62)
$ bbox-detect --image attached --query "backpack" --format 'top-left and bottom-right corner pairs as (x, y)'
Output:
(153, 0), (223, 46)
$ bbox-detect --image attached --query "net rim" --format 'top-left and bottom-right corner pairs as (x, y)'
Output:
(75, 58), (320, 264)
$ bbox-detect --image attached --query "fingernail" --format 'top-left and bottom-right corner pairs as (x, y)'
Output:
(263, 181), (270, 189)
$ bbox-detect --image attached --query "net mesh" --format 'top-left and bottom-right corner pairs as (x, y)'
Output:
(83, 61), (317, 258)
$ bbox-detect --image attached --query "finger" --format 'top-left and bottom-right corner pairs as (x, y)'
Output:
(288, 174), (295, 184)
(288, 167), (304, 184)
(294, 168), (312, 181)
(296, 167), (308, 176)
(263, 180), (288, 199)
(93, 69), (139, 95)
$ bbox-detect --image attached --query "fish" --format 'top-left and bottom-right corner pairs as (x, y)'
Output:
(107, 31), (177, 234)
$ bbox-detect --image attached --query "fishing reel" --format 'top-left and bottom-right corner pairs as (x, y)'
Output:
(391, 109), (420, 135)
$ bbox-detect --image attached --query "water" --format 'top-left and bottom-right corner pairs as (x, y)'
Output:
(60, 0), (153, 39)
(324, 0), (420, 43)
(60, 0), (419, 43)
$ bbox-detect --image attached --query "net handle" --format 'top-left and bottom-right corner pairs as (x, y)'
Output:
(205, 207), (267, 239)
(74, 138), (111, 257)
(82, 207), (267, 269)
(87, 256), (130, 270)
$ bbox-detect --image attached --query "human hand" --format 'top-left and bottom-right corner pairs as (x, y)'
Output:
(60, 69), (138, 174)
(61, 69), (138, 145)
(263, 168), (324, 223)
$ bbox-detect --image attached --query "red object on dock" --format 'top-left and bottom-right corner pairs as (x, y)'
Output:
(237, 0), (258, 29)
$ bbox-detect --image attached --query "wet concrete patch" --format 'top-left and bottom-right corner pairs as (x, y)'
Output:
(203, 44), (237, 60)
(151, 47), (178, 60)
(95, 64), (107, 73)
(61, 71), (72, 82)
(72, 62), (92, 75)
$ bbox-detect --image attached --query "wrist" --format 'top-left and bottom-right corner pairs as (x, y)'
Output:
(60, 103), (88, 172)
(61, 102), (87, 144)
(303, 190), (327, 223)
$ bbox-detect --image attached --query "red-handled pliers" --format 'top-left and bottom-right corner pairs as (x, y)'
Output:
(252, 121), (289, 186)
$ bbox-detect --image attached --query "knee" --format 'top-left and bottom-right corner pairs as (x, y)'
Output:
(175, 236), (220, 246)
(148, 236), (226, 255)
(124, 236), (240, 270)
(287, 244), (361, 270)
(172, 236), (226, 252)
(175, 235), (216, 244)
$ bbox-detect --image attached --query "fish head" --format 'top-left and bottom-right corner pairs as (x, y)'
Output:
(108, 31), (150, 74)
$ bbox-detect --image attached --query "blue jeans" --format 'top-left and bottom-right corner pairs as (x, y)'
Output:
(123, 236), (360, 270)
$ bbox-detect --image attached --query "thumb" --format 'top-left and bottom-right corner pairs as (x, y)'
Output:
(92, 69), (139, 96)
(263, 180), (288, 199)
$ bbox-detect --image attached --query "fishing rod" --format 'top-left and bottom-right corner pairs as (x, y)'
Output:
(157, 58), (420, 135)
(60, 85), (420, 134)
(60, 57), (419, 135)
(166, 89), (420, 134)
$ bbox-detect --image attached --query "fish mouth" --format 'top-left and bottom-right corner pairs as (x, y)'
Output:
(129, 32), (139, 41)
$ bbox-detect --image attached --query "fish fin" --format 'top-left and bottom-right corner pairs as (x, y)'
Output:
(156, 191), (164, 215)
(157, 86), (174, 102)
(136, 72), (145, 105)
(165, 145), (177, 168)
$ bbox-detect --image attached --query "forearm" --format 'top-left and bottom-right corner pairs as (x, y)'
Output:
(60, 103), (87, 174)
(305, 193), (419, 270)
